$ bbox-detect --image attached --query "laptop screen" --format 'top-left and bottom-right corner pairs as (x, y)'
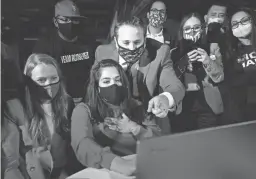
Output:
(137, 121), (256, 179)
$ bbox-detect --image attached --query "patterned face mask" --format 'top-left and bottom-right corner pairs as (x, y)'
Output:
(149, 9), (166, 28)
(117, 43), (145, 64)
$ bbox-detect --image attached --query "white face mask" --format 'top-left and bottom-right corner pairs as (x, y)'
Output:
(184, 31), (201, 42)
(232, 23), (252, 38)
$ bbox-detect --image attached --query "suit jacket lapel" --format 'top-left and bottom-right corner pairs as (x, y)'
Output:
(141, 41), (161, 83)
(110, 43), (119, 62)
(138, 49), (151, 83)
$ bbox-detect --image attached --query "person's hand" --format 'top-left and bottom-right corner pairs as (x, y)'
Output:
(117, 114), (141, 135)
(110, 156), (136, 176)
(25, 150), (45, 179)
(187, 49), (199, 62)
(104, 117), (121, 133)
(187, 61), (193, 72)
(196, 48), (211, 63)
(147, 95), (169, 118)
(33, 147), (53, 172)
(105, 114), (141, 135)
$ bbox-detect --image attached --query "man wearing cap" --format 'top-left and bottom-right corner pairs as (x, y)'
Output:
(33, 0), (94, 104)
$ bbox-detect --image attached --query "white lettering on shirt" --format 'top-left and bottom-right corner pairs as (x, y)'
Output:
(249, 51), (256, 58)
(237, 51), (256, 69)
(61, 52), (89, 64)
(242, 59), (256, 68)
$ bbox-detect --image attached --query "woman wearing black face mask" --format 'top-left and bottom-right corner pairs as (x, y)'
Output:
(227, 9), (256, 122)
(3, 54), (76, 179)
(71, 59), (161, 176)
(171, 13), (225, 132)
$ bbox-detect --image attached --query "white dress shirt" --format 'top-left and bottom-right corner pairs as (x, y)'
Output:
(146, 27), (164, 44)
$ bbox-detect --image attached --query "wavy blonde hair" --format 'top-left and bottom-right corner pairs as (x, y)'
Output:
(24, 53), (70, 146)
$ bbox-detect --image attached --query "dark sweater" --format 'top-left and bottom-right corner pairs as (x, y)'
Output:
(230, 45), (256, 86)
(228, 44), (256, 106)
(33, 30), (94, 98)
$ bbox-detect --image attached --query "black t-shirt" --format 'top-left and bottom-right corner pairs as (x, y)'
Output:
(231, 44), (256, 86)
(33, 31), (94, 98)
(230, 44), (256, 105)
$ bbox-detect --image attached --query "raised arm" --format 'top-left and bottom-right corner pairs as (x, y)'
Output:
(202, 43), (224, 83)
(159, 45), (185, 114)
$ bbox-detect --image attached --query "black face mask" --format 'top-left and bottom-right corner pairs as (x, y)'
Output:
(181, 38), (202, 55)
(38, 82), (60, 101)
(57, 22), (80, 40)
(207, 22), (223, 43)
(99, 84), (127, 106)
(25, 76), (60, 102)
(117, 43), (145, 64)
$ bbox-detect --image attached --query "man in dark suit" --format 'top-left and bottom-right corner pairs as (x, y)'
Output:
(146, 1), (176, 48)
(95, 16), (185, 134)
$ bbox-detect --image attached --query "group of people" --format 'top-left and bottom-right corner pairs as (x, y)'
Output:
(1, 0), (256, 178)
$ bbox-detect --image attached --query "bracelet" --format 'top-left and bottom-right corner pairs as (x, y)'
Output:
(210, 54), (216, 60)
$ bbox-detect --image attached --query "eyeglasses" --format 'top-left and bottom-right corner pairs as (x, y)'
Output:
(231, 16), (252, 29)
(183, 25), (202, 34)
(150, 8), (166, 14)
(55, 16), (80, 24)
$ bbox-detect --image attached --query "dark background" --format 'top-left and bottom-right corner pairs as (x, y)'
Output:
(2, 0), (256, 69)
(2, 0), (256, 40)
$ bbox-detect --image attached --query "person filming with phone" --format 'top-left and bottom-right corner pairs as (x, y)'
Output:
(171, 13), (224, 132)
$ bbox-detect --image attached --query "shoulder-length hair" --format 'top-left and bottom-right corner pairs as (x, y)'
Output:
(23, 53), (70, 147)
(85, 59), (132, 124)
(229, 8), (256, 51)
(176, 12), (207, 54)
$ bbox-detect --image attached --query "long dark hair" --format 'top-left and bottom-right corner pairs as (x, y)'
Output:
(176, 12), (208, 55)
(85, 59), (133, 124)
(229, 8), (256, 52)
(23, 53), (70, 147)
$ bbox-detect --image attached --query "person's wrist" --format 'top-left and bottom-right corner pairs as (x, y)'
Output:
(130, 125), (141, 136)
(202, 56), (211, 64)
(159, 92), (175, 109)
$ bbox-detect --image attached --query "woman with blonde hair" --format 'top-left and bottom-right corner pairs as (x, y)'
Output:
(3, 53), (74, 179)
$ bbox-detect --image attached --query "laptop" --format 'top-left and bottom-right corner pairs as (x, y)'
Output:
(136, 121), (256, 179)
